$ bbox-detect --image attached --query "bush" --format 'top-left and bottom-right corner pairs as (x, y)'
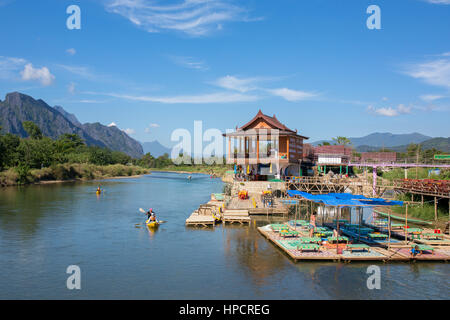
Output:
(0, 169), (18, 186)
(15, 164), (30, 185)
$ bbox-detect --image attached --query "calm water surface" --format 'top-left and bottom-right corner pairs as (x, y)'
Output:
(0, 172), (449, 299)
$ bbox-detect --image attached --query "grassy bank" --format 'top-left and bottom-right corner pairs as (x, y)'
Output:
(376, 192), (449, 228)
(0, 163), (149, 187)
(150, 164), (232, 177)
(381, 167), (450, 181)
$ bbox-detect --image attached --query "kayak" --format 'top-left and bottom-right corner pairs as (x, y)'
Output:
(146, 219), (159, 228)
(96, 191), (101, 195)
(374, 209), (433, 226)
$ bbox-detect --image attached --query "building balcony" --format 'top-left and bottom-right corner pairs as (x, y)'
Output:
(227, 151), (298, 164)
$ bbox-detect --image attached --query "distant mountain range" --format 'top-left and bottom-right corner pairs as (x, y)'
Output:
(357, 137), (450, 153)
(313, 132), (432, 148)
(141, 140), (172, 157)
(313, 132), (450, 153)
(0, 92), (143, 158)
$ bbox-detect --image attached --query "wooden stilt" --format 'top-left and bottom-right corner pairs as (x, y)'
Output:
(435, 197), (438, 222)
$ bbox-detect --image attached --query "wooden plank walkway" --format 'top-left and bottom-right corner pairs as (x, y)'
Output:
(223, 209), (251, 224)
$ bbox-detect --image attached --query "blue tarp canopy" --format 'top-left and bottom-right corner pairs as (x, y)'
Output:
(286, 190), (403, 207)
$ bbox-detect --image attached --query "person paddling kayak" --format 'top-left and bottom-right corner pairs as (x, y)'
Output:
(146, 208), (157, 222)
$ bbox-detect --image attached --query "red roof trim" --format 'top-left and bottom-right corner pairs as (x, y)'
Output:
(239, 109), (295, 133)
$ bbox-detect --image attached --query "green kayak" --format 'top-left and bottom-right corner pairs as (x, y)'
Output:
(374, 210), (432, 226)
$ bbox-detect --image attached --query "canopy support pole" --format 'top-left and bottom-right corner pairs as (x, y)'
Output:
(336, 206), (340, 255)
(373, 166), (377, 197)
(388, 211), (391, 251)
(405, 204), (408, 243)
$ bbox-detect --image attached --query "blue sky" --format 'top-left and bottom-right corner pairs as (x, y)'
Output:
(0, 0), (449, 147)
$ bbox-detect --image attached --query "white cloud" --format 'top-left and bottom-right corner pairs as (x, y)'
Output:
(169, 55), (208, 71)
(97, 91), (259, 104)
(104, 0), (257, 36)
(20, 63), (55, 86)
(66, 48), (76, 55)
(108, 122), (117, 127)
(56, 64), (96, 79)
(404, 56), (450, 89)
(0, 56), (54, 85)
(124, 128), (136, 135)
(77, 99), (107, 103)
(0, 56), (27, 79)
(420, 94), (445, 102)
(367, 104), (412, 117)
(213, 75), (261, 93)
(267, 88), (318, 102)
(425, 0), (450, 4)
(68, 82), (76, 94)
(397, 104), (412, 114)
(212, 75), (317, 101)
(145, 123), (160, 134)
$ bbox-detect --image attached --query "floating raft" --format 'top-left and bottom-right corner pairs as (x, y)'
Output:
(222, 209), (251, 224)
(185, 211), (215, 227)
(257, 225), (450, 262)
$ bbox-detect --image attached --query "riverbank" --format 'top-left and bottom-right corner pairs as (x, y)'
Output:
(149, 164), (231, 177)
(374, 206), (448, 230)
(0, 163), (150, 187)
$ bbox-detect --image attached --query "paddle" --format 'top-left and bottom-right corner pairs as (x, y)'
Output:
(138, 208), (166, 223)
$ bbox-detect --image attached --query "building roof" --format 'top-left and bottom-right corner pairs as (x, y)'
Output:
(223, 110), (309, 139)
(239, 109), (296, 132)
(314, 145), (353, 156)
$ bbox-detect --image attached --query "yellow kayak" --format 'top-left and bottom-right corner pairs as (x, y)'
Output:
(96, 191), (101, 195)
(146, 219), (159, 228)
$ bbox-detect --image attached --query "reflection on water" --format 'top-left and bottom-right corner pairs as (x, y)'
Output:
(0, 172), (449, 299)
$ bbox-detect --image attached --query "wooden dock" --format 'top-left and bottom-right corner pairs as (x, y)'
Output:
(185, 210), (215, 227)
(248, 207), (288, 215)
(257, 224), (450, 262)
(223, 209), (251, 224)
(185, 193), (225, 227)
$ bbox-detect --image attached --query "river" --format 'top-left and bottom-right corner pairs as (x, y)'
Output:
(0, 171), (448, 299)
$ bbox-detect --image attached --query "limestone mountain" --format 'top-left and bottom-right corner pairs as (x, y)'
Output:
(0, 92), (143, 158)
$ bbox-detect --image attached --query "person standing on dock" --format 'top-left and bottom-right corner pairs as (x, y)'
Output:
(309, 212), (317, 237)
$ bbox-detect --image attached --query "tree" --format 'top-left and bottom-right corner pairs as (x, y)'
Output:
(0, 136), (5, 170)
(111, 151), (131, 165)
(1, 133), (21, 167)
(332, 136), (351, 146)
(88, 147), (113, 165)
(55, 133), (85, 154)
(22, 121), (43, 140)
(17, 137), (55, 168)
